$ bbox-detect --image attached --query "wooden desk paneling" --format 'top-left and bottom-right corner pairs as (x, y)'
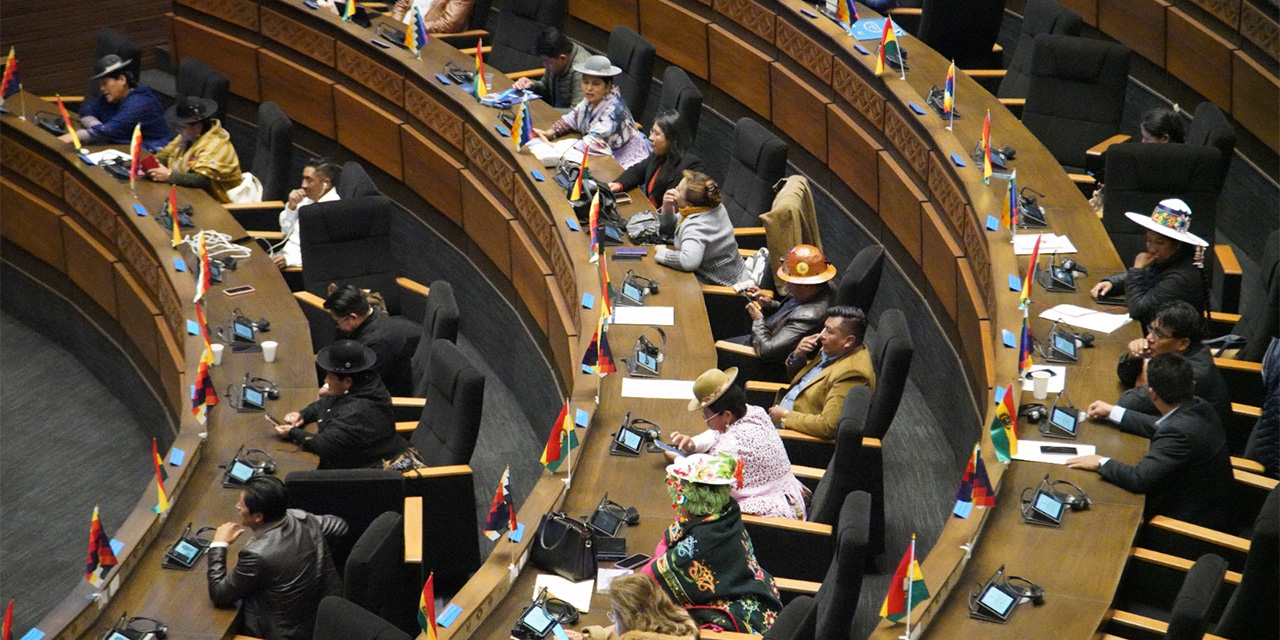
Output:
(510, 223), (552, 336)
(333, 84), (405, 179)
(405, 81), (466, 151)
(336, 42), (405, 108)
(61, 217), (119, 319)
(261, 7), (336, 67)
(1240, 2), (1280, 60)
(114, 263), (162, 374)
(1099, 0), (1170, 67)
(460, 169), (513, 277)
(258, 49), (337, 138)
(771, 62), (830, 161)
(1060, 0), (1099, 25)
(922, 202), (961, 322)
(177, 0), (260, 31)
(1, 138), (63, 198)
(708, 24), (772, 119)
(1, 176), (66, 271)
(877, 151), (924, 263)
(1232, 51), (1280, 152)
(570, 0), (638, 32)
(714, 0), (777, 43)
(171, 16), (261, 101)
(827, 104), (882, 208)
(62, 177), (118, 249)
(956, 257), (992, 393)
(775, 18), (833, 86)
(1189, 0), (1242, 29)
(1168, 7), (1238, 112)
(401, 125), (464, 225)
(547, 280), (578, 388)
(639, 0), (710, 79)
(156, 313), (185, 418)
(832, 56), (886, 130)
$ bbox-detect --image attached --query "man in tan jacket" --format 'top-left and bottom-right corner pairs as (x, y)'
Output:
(767, 305), (876, 439)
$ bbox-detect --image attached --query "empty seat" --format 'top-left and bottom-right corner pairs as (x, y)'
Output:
(835, 245), (886, 313)
(654, 66), (702, 138)
(1185, 102), (1236, 193)
(485, 0), (567, 73)
(722, 118), (788, 228)
(251, 102), (294, 202)
(998, 0), (1083, 99)
(607, 26), (656, 120)
(346, 512), (419, 634)
(915, 0), (1006, 69)
(313, 596), (412, 640)
(176, 57), (230, 122)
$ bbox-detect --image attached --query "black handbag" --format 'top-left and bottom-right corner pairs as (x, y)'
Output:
(530, 512), (597, 582)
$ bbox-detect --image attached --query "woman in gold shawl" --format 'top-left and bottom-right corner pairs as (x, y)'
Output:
(146, 96), (242, 203)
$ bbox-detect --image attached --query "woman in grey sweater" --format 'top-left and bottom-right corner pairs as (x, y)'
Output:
(654, 171), (750, 287)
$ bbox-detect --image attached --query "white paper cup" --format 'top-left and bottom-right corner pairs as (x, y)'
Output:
(210, 343), (224, 366)
(261, 340), (279, 363)
(1030, 369), (1053, 400)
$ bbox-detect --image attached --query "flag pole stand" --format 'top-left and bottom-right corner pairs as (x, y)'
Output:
(900, 535), (916, 640)
(18, 84), (27, 121)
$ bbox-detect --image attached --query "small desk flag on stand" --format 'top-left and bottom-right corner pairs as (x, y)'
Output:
(835, 0), (857, 28)
(1001, 169), (1018, 232)
(419, 573), (438, 640)
(342, 0), (356, 21)
(404, 7), (428, 58)
(483, 466), (517, 540)
(0, 47), (19, 103)
(569, 145), (589, 201)
(56, 94), (81, 152)
(1020, 232), (1041, 309)
(588, 191), (601, 262)
(954, 444), (996, 515)
(170, 187), (182, 247)
(514, 100), (534, 149)
(151, 438), (170, 513)
(990, 383), (1019, 462)
(880, 534), (929, 626)
(943, 60), (955, 129)
(874, 18), (902, 78)
(2, 598), (12, 640)
(472, 40), (488, 99)
(129, 123), (143, 191)
(982, 111), (994, 184)
(541, 399), (578, 473)
(85, 505), (118, 585)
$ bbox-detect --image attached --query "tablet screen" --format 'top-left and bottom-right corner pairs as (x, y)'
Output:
(106, 632), (132, 640)
(635, 350), (657, 370)
(979, 585), (1016, 615)
(617, 428), (643, 452)
(1034, 492), (1064, 520)
(591, 509), (622, 535)
(172, 540), (200, 563)
(1051, 407), (1076, 432)
(624, 283), (643, 301)
(234, 321), (255, 340)
(229, 460), (255, 482)
(243, 387), (264, 407)
(519, 606), (556, 634)
(1053, 334), (1075, 357)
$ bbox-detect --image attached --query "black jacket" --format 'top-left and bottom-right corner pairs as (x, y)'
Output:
(1099, 397), (1235, 529)
(615, 151), (706, 208)
(1103, 250), (1206, 327)
(1116, 343), (1231, 427)
(290, 375), (407, 469)
(749, 287), (833, 364)
(338, 308), (420, 397)
(1245, 339), (1280, 478)
(207, 509), (348, 640)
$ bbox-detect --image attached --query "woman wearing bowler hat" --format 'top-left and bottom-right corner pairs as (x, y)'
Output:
(1090, 198), (1208, 328)
(276, 340), (407, 470)
(532, 54), (651, 169)
(63, 54), (170, 151)
(148, 95), (243, 203)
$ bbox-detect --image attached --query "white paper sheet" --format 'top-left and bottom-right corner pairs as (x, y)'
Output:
(533, 574), (595, 613)
(611, 306), (674, 326)
(86, 149), (130, 164)
(1011, 439), (1096, 464)
(1013, 233), (1077, 255)
(596, 568), (633, 594)
(1020, 365), (1066, 394)
(621, 378), (695, 400)
(1039, 304), (1133, 334)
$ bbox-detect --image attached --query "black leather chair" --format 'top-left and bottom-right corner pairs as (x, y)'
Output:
(764, 492), (871, 640)
(484, 0), (567, 74)
(314, 596), (412, 640)
(336, 160), (380, 199)
(1166, 554), (1229, 640)
(722, 118), (788, 228)
(346, 512), (419, 634)
(176, 57), (230, 122)
(996, 0), (1083, 99)
(1232, 230), (1280, 364)
(745, 386), (875, 582)
(1185, 102), (1236, 193)
(912, 0), (1006, 69)
(835, 245), (885, 313)
(409, 281), (461, 398)
(1021, 34), (1130, 174)
(251, 101), (294, 203)
(1100, 143), (1221, 267)
(285, 468), (406, 570)
(607, 26), (656, 121)
(653, 66), (702, 138)
(1215, 487), (1278, 640)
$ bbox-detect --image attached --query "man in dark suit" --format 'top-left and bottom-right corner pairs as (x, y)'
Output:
(323, 284), (420, 397)
(767, 305), (876, 439)
(1068, 352), (1235, 529)
(207, 476), (348, 640)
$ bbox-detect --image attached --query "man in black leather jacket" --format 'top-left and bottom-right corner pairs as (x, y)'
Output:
(207, 476), (348, 640)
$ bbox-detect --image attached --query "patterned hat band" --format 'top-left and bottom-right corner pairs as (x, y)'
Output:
(1150, 204), (1191, 233)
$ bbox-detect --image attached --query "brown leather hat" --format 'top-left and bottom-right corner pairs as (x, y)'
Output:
(775, 244), (837, 285)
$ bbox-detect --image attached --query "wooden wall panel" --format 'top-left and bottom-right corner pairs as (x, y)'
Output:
(1059, 0), (1099, 25)
(510, 223), (552, 336)
(1240, 2), (1280, 60)
(1099, 0), (1169, 67)
(114, 263), (161, 374)
(770, 63), (830, 161)
(956, 257), (993, 394)
(460, 170), (513, 277)
(336, 42), (404, 108)
(401, 126), (464, 225)
(1232, 52), (1279, 152)
(260, 8), (335, 67)
(1, 176), (66, 271)
(333, 85), (404, 179)
(258, 49), (336, 138)
(1167, 8), (1237, 111)
(877, 152), (924, 263)
(639, 0), (710, 79)
(921, 203), (961, 322)
(713, 0), (776, 43)
(172, 17), (260, 101)
(827, 105), (881, 208)
(61, 217), (119, 318)
(547, 278), (577, 386)
(570, 0), (638, 32)
(156, 315), (185, 417)
(708, 25), (772, 119)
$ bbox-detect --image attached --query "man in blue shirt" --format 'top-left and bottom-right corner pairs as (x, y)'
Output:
(63, 54), (169, 151)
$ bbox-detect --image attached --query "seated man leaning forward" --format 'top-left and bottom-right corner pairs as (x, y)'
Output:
(272, 158), (341, 270)
(1066, 352), (1235, 530)
(767, 305), (875, 439)
(323, 284), (420, 398)
(207, 476), (347, 640)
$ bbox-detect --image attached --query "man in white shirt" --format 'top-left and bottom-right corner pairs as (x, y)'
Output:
(272, 160), (340, 270)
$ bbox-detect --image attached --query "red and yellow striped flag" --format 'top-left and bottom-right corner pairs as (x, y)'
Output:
(129, 123), (142, 190)
(419, 573), (438, 640)
(151, 438), (169, 513)
(982, 111), (993, 184)
(56, 94), (81, 152)
(170, 187), (182, 247)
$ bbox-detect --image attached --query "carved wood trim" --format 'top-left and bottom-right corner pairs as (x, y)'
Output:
(155, 280), (184, 346)
(63, 178), (117, 247)
(1188, 0), (1242, 29)
(405, 82), (465, 149)
(463, 126), (516, 202)
(261, 8), (335, 66)
(512, 178), (578, 332)
(832, 57), (884, 128)
(1241, 2), (1279, 60)
(713, 0), (776, 43)
(883, 106), (930, 177)
(960, 204), (994, 313)
(927, 153), (967, 239)
(337, 42), (405, 107)
(115, 223), (165, 305)
(1, 141), (63, 197)
(178, 0), (259, 31)
(775, 19), (833, 85)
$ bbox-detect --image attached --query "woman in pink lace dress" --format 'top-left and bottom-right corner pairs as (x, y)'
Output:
(666, 367), (808, 519)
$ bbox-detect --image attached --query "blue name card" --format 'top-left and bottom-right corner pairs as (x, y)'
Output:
(986, 215), (999, 231)
(531, 168), (546, 182)
(173, 256), (186, 272)
(1007, 274), (1022, 292)
(169, 447), (186, 466)
(575, 408), (590, 428)
(437, 603), (463, 627)
(581, 293), (594, 309)
(564, 217), (581, 231)
(1001, 329), (1016, 348)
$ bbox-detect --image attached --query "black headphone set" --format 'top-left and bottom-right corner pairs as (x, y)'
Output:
(245, 375), (280, 400)
(443, 61), (475, 85)
(972, 140), (1017, 169)
(1018, 402), (1048, 424)
(1046, 478), (1091, 511)
(232, 308), (271, 333)
(221, 445), (277, 487)
(104, 613), (168, 640)
(226, 374), (279, 412)
(626, 326), (668, 377)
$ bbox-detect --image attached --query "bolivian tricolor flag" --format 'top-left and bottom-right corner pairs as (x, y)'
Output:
(982, 110), (993, 184)
(569, 144), (589, 201)
(874, 18), (900, 76)
(56, 94), (81, 152)
(170, 187), (182, 247)
(419, 573), (438, 640)
(880, 534), (929, 623)
(472, 40), (488, 99)
(990, 383), (1019, 462)
(129, 123), (143, 190)
(342, 0), (356, 21)
(151, 438), (170, 513)
(541, 399), (578, 473)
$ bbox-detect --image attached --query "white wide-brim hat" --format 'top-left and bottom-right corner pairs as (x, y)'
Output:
(573, 55), (622, 77)
(1124, 198), (1208, 248)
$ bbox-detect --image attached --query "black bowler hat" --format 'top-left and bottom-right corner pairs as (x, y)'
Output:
(166, 95), (219, 124)
(91, 54), (134, 80)
(316, 340), (377, 374)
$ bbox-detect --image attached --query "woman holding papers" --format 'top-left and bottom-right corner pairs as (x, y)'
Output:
(608, 111), (705, 208)
(1090, 198), (1207, 328)
(654, 171), (752, 287)
(565, 574), (698, 640)
(534, 55), (651, 169)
